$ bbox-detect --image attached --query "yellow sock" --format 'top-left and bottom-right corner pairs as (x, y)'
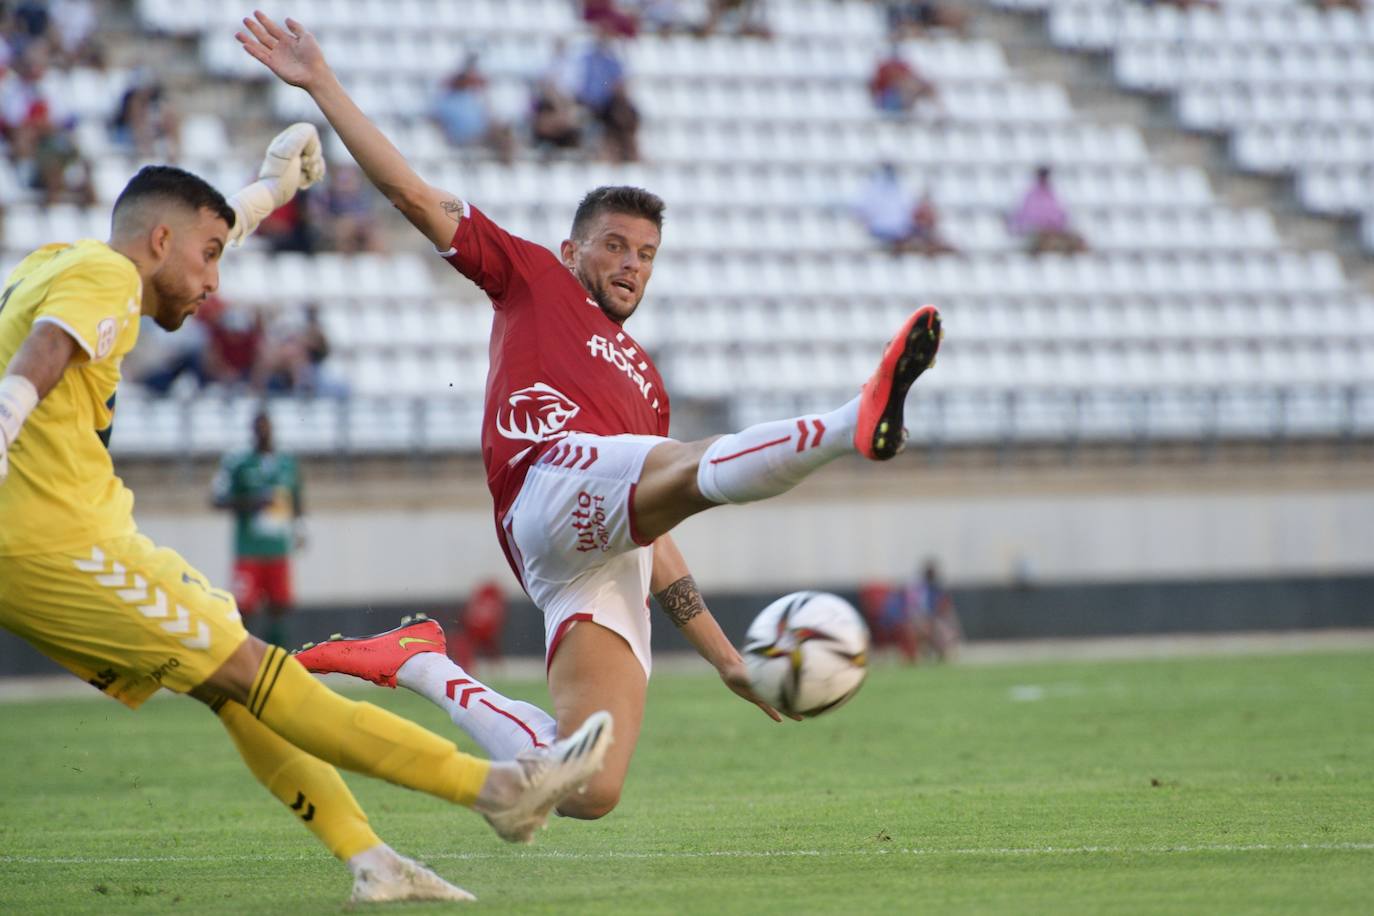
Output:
(248, 646), (491, 807)
(216, 698), (381, 861)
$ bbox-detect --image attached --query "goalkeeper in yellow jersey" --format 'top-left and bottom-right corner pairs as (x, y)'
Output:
(0, 134), (612, 905)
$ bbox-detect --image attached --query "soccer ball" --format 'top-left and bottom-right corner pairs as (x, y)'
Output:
(742, 591), (870, 718)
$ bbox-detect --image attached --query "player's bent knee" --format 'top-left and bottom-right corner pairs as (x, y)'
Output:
(556, 784), (621, 820)
(197, 634), (268, 706)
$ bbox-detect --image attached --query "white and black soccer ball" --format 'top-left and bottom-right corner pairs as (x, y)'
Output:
(742, 591), (870, 719)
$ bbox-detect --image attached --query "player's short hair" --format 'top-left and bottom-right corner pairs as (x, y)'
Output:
(112, 165), (237, 232)
(570, 185), (665, 241)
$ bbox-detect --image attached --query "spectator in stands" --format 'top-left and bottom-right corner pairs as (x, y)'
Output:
(697, 0), (772, 38)
(431, 52), (516, 164)
(854, 163), (956, 256)
(200, 295), (266, 390)
(254, 189), (320, 253)
(1309, 0), (1363, 10)
(868, 45), (941, 118)
(576, 32), (641, 163)
(0, 43), (93, 205)
(582, 0), (640, 37)
(129, 314), (211, 396)
(885, 1), (970, 39)
(910, 191), (958, 256)
(111, 69), (181, 160)
(254, 303), (347, 397)
(49, 0), (101, 67)
(1009, 165), (1087, 255)
(530, 77), (584, 154)
(905, 558), (963, 661)
(212, 411), (306, 648)
(310, 163), (384, 253)
(530, 40), (585, 154)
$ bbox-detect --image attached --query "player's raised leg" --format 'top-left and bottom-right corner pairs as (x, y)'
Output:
(632, 306), (942, 541)
(294, 615), (559, 760)
(205, 693), (475, 902)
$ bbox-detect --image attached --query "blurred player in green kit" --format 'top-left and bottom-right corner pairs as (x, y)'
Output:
(213, 409), (302, 647)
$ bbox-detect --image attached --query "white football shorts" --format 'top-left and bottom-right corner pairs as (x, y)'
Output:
(501, 432), (670, 678)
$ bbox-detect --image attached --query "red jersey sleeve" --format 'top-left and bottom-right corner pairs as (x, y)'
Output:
(440, 203), (561, 308)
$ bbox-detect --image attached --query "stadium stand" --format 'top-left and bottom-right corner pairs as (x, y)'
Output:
(1, 0), (1370, 457)
(1029, 0), (1374, 249)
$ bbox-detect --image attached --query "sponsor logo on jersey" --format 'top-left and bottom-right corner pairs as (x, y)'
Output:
(95, 317), (117, 360)
(586, 333), (655, 402)
(572, 490), (611, 553)
(496, 382), (582, 445)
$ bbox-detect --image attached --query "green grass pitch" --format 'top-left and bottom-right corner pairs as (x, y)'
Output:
(1, 649), (1371, 914)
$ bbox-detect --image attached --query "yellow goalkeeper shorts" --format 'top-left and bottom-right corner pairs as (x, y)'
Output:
(0, 533), (249, 708)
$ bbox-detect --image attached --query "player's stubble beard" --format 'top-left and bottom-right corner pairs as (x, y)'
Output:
(149, 268), (204, 332)
(576, 266), (642, 325)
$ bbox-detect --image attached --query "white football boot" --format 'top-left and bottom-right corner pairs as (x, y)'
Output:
(348, 845), (475, 904)
(476, 710), (614, 844)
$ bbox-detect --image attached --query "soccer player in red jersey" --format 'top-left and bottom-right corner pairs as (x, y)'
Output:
(239, 12), (941, 820)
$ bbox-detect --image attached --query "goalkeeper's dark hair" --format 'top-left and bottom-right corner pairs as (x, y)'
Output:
(112, 165), (237, 231)
(570, 185), (664, 241)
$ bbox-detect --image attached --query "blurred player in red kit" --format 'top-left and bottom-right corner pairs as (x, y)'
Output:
(240, 11), (941, 820)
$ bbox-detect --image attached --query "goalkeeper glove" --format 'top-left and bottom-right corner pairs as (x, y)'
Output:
(226, 122), (327, 246)
(0, 375), (40, 486)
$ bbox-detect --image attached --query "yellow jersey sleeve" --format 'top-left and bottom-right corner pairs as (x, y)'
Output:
(35, 252), (141, 364)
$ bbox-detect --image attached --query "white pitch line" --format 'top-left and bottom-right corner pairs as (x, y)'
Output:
(3, 842), (1372, 866)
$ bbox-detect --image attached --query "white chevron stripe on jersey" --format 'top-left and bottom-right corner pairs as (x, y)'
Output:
(160, 606), (192, 635)
(94, 562), (128, 588)
(181, 622), (211, 651)
(138, 588), (169, 619)
(73, 547), (106, 572)
(116, 575), (148, 604)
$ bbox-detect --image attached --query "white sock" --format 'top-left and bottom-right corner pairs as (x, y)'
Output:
(696, 397), (860, 505)
(395, 652), (557, 760)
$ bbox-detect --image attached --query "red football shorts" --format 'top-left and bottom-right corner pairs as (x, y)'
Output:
(232, 556), (293, 615)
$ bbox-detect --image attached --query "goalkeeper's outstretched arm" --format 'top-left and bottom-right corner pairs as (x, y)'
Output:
(237, 11), (466, 252)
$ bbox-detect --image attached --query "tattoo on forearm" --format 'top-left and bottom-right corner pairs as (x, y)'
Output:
(441, 199), (464, 223)
(655, 575), (705, 629)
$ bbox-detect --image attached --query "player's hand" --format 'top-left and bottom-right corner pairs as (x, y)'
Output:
(259, 122), (326, 204)
(237, 11), (330, 92)
(717, 658), (801, 723)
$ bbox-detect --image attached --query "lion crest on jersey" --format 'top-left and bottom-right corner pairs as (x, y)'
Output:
(496, 382), (581, 444)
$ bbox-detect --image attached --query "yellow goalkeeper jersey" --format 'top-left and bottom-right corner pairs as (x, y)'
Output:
(0, 240), (143, 556)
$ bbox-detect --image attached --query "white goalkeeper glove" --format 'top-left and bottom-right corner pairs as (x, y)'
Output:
(0, 374), (40, 486)
(226, 122), (327, 246)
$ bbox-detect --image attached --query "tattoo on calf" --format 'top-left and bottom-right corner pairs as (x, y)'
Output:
(655, 575), (705, 628)
(441, 199), (464, 223)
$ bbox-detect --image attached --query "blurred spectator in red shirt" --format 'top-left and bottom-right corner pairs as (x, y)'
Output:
(582, 0), (640, 38)
(449, 580), (508, 673)
(201, 296), (265, 390)
(1009, 165), (1088, 255)
(868, 45), (941, 117)
(0, 43), (93, 205)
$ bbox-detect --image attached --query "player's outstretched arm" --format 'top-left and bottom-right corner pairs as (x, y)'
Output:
(651, 535), (799, 723)
(236, 11), (464, 251)
(0, 322), (80, 484)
